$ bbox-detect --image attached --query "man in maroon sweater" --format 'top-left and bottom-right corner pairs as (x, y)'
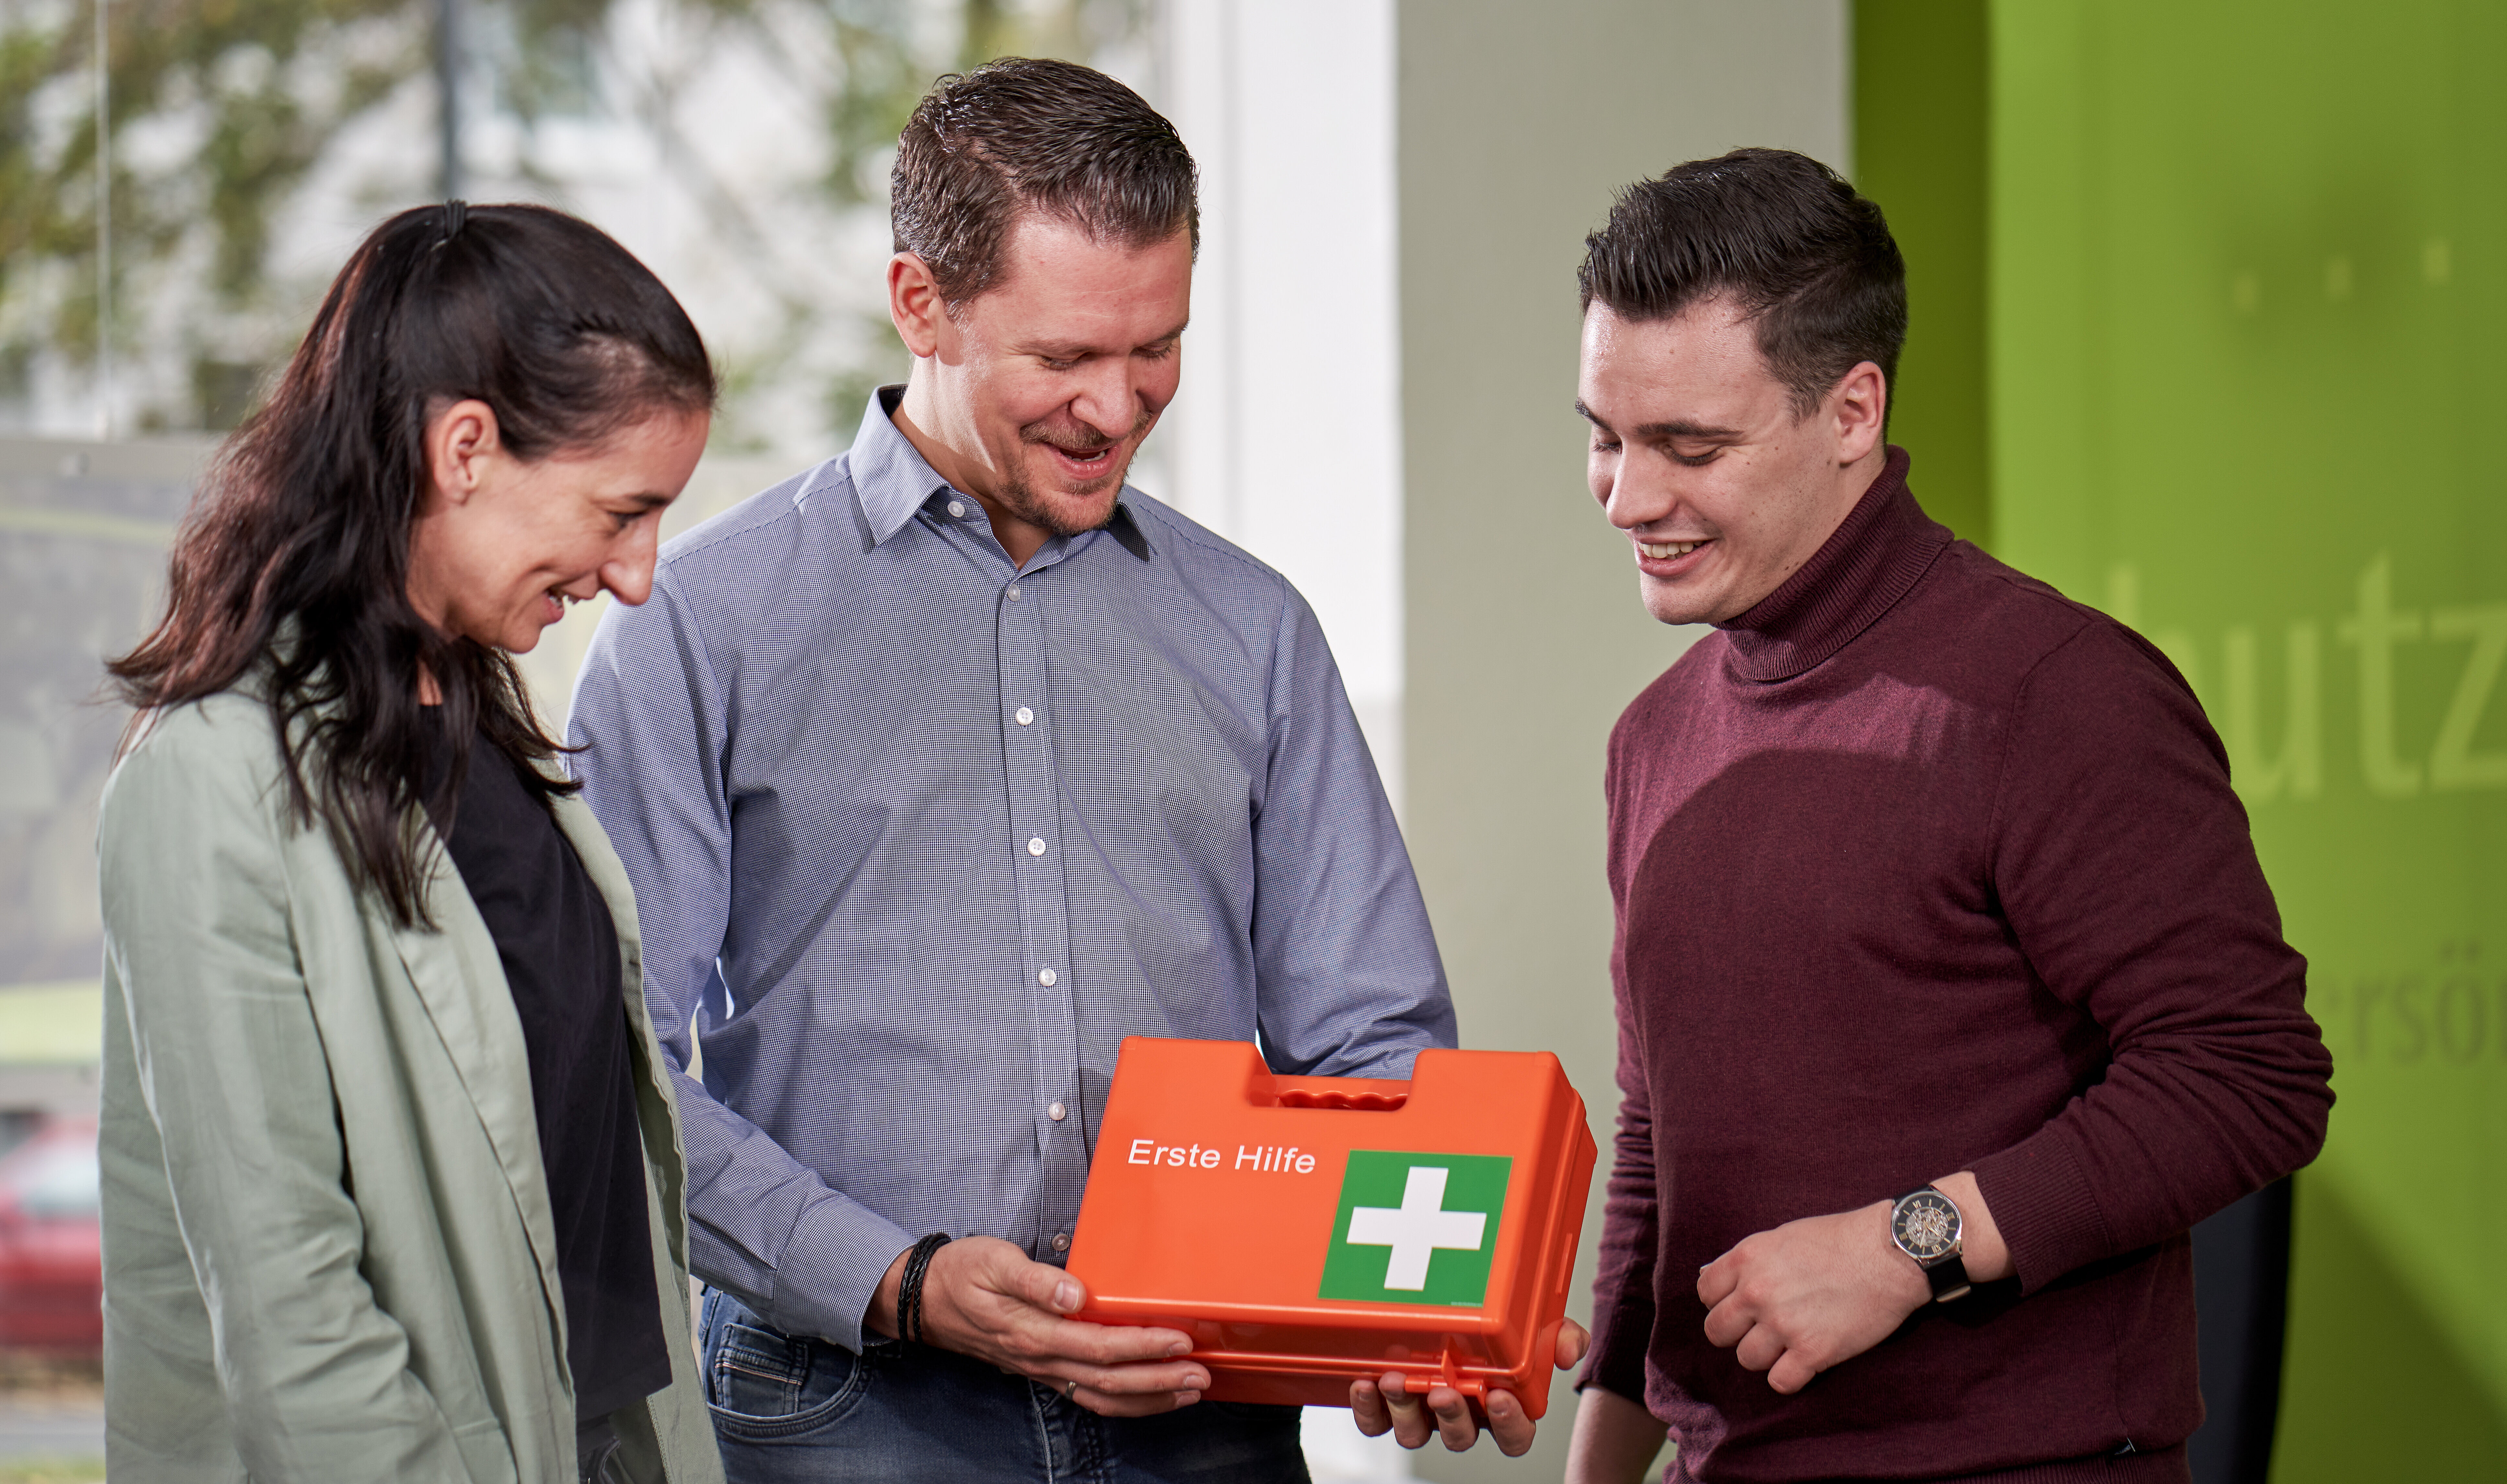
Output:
(1560, 149), (2334, 1484)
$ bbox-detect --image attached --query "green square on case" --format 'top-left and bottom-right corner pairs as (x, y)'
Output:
(1317, 1150), (1512, 1307)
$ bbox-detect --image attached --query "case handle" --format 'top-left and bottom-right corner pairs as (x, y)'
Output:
(1273, 1088), (1408, 1112)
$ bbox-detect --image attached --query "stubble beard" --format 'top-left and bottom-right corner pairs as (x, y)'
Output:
(998, 412), (1154, 538)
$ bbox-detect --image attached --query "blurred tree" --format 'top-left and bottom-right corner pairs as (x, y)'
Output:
(0, 0), (1138, 437)
(2, 0), (425, 406)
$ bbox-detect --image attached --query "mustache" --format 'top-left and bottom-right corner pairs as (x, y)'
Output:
(1020, 409), (1156, 452)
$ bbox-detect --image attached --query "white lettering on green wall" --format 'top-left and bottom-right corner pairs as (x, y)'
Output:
(2337, 555), (2425, 798)
(2105, 556), (2506, 801)
(2224, 622), (2322, 801)
(2428, 603), (2507, 789)
(2314, 943), (2504, 1067)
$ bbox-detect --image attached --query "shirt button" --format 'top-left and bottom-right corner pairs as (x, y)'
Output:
(1051, 1232), (1070, 1253)
(1037, 967), (1058, 987)
(1007, 585), (1022, 600)
(1015, 706), (1034, 726)
(1027, 837), (1046, 856)
(947, 499), (966, 518)
(1048, 1102), (1067, 1122)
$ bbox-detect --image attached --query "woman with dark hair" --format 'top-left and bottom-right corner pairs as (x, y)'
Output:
(97, 202), (727, 1484)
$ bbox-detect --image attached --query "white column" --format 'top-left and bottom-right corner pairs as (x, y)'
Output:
(1155, 0), (1407, 810)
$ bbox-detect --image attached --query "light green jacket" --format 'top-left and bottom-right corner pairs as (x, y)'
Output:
(96, 690), (725, 1484)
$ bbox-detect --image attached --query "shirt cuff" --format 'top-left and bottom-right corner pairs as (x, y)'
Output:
(1971, 1130), (2114, 1296)
(765, 1193), (917, 1353)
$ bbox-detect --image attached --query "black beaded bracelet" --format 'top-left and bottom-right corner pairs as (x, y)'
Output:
(896, 1232), (951, 1345)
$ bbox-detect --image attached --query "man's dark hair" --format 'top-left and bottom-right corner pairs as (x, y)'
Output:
(1578, 148), (1906, 419)
(892, 57), (1198, 305)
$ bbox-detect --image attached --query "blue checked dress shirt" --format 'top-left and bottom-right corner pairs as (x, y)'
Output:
(567, 390), (1456, 1353)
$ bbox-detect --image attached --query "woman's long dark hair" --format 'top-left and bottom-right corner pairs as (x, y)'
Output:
(109, 202), (715, 927)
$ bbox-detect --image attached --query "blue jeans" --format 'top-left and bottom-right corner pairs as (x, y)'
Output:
(697, 1290), (1314, 1484)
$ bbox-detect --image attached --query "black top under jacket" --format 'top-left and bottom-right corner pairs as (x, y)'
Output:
(426, 717), (672, 1423)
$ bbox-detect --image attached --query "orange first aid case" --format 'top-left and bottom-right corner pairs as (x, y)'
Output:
(1064, 1037), (1597, 1418)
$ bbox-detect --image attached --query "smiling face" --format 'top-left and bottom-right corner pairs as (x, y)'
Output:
(405, 401), (710, 654)
(889, 215), (1191, 565)
(1578, 295), (1889, 626)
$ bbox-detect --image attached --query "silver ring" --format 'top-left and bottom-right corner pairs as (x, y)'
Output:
(1064, 1378), (1080, 1401)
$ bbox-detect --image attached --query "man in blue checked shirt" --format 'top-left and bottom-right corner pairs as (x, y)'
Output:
(570, 59), (1582, 1482)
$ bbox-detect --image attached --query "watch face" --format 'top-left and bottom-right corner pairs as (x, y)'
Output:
(1893, 1190), (1962, 1262)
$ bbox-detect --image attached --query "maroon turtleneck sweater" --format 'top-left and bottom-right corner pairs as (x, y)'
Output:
(1583, 449), (2332, 1484)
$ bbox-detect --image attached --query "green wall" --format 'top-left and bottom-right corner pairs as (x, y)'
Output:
(1852, 0), (1990, 548)
(1865, 2), (2507, 1475)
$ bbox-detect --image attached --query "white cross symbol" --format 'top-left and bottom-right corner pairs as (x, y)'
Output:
(1345, 1166), (1486, 1290)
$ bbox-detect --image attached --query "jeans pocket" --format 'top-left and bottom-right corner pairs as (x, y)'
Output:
(702, 1305), (874, 1440)
(710, 1319), (809, 1417)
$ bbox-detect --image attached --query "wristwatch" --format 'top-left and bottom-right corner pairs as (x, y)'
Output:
(1890, 1186), (1972, 1303)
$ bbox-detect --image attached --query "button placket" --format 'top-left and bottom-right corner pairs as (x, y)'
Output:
(997, 567), (1088, 1258)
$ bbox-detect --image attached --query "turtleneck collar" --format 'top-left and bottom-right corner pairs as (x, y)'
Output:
(1717, 445), (1950, 683)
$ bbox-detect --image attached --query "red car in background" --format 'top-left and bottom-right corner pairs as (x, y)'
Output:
(0, 1117), (102, 1357)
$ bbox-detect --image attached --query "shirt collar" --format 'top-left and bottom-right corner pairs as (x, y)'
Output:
(1718, 445), (1950, 682)
(847, 385), (1155, 563)
(849, 386), (953, 547)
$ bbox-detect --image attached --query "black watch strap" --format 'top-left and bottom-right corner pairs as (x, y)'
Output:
(1923, 1252), (1972, 1304)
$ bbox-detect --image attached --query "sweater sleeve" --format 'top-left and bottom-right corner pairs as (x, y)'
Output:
(1970, 621), (2333, 1294)
(1581, 980), (1660, 1402)
(1582, 730), (1659, 1402)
